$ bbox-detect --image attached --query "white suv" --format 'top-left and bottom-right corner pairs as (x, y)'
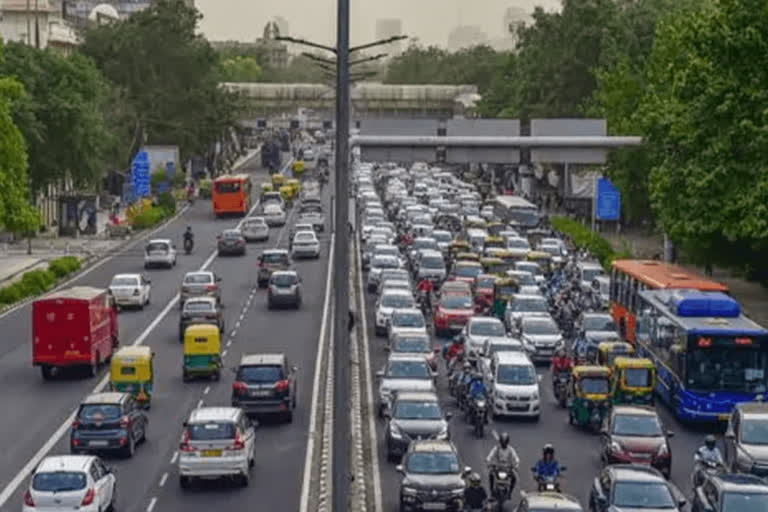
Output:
(489, 351), (540, 420)
(23, 455), (116, 512)
(144, 239), (176, 269)
(178, 407), (256, 488)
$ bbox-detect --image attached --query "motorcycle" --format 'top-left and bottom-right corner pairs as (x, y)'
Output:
(692, 458), (725, 488)
(489, 467), (517, 511)
(183, 237), (194, 255)
(470, 397), (487, 438)
(532, 467), (566, 492)
(552, 371), (569, 408)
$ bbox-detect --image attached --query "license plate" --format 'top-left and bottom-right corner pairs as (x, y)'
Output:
(89, 440), (109, 447)
(202, 449), (222, 457)
(422, 504), (447, 511)
(251, 390), (272, 397)
(718, 413), (730, 421)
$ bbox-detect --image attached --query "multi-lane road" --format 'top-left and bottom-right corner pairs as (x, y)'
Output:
(0, 153), (334, 512)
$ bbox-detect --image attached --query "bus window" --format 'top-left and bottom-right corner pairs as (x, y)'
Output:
(215, 181), (241, 194)
(610, 268), (619, 301)
(629, 278), (640, 314)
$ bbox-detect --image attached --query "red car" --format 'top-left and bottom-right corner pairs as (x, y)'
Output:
(473, 274), (497, 308)
(452, 261), (483, 284)
(433, 293), (475, 337)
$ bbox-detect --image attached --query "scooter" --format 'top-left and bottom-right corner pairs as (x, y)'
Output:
(489, 467), (517, 511)
(532, 466), (566, 492)
(183, 237), (194, 255)
(470, 396), (487, 438)
(552, 371), (569, 408)
(692, 458), (725, 488)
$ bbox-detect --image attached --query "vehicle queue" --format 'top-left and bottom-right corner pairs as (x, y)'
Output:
(355, 160), (768, 512)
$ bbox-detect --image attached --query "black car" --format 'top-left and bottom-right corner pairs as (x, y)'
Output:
(231, 353), (298, 422)
(589, 464), (686, 512)
(70, 392), (148, 458)
(397, 439), (470, 512)
(600, 406), (674, 478)
(179, 297), (224, 342)
(384, 391), (451, 462)
(693, 473), (768, 512)
(217, 229), (246, 256)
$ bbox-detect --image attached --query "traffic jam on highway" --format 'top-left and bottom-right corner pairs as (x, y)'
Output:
(353, 160), (768, 511)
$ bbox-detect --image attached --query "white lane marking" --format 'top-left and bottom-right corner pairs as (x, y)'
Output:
(298, 233), (335, 512)
(147, 496), (158, 512)
(354, 232), (383, 512)
(170, 451), (178, 465)
(0, 162), (268, 507)
(230, 330), (238, 338)
(159, 472), (168, 487)
(222, 349), (228, 357)
(197, 399), (204, 408)
(203, 386), (210, 395)
(226, 339), (232, 347)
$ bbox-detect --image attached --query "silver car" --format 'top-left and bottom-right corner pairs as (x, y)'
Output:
(180, 271), (221, 306)
(241, 217), (269, 242)
(178, 407), (256, 488)
(367, 254), (402, 293)
(297, 204), (325, 232)
(263, 204), (287, 226)
(505, 294), (550, 331)
(520, 316), (563, 362)
(376, 354), (436, 417)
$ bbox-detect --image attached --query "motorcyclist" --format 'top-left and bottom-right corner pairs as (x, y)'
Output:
(693, 435), (724, 486)
(550, 347), (573, 381)
(467, 371), (488, 422)
(445, 334), (465, 364)
(532, 444), (562, 487)
(183, 226), (194, 251)
(417, 277), (434, 313)
(486, 432), (520, 490)
(463, 472), (488, 511)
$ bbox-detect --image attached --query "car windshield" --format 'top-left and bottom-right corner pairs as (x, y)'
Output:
(406, 452), (460, 475)
(32, 472), (87, 492)
(392, 312), (425, 328)
(517, 263), (540, 275)
(111, 276), (138, 287)
(722, 492), (768, 511)
(238, 365), (283, 383)
(271, 274), (298, 286)
(582, 267), (603, 282)
(476, 277), (496, 289)
(624, 368), (652, 387)
(387, 360), (431, 379)
(375, 247), (399, 257)
(440, 295), (473, 310)
(79, 404), (121, 421)
(222, 231), (241, 239)
(497, 364), (536, 385)
(511, 297), (548, 312)
(612, 414), (664, 436)
(455, 265), (482, 278)
(584, 316), (617, 331)
(507, 239), (529, 249)
(421, 256), (445, 269)
(578, 377), (610, 394)
(510, 273), (535, 285)
(184, 301), (214, 312)
(188, 421), (235, 441)
(741, 419), (768, 445)
(373, 256), (399, 268)
(184, 273), (212, 284)
(394, 338), (430, 353)
(488, 343), (522, 356)
(146, 242), (168, 252)
(394, 401), (442, 420)
(539, 245), (560, 256)
(433, 232), (452, 242)
(244, 218), (265, 227)
(414, 240), (438, 250)
(382, 294), (415, 308)
(262, 253), (288, 264)
(300, 205), (322, 214)
(523, 320), (558, 335)
(470, 321), (505, 336)
(295, 233), (316, 242)
(612, 482), (676, 509)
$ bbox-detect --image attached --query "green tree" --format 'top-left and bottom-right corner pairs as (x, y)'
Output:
(81, 0), (239, 160)
(219, 56), (262, 82)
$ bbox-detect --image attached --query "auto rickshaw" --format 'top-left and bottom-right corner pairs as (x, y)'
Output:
(527, 251), (554, 275)
(260, 182), (274, 200)
(491, 277), (521, 320)
(279, 184), (295, 206)
(286, 178), (301, 197)
(567, 365), (612, 431)
(110, 346), (154, 408)
(487, 221), (504, 237)
(484, 235), (505, 250)
(291, 159), (306, 177)
(182, 324), (222, 382)
(448, 240), (472, 260)
(610, 357), (655, 405)
(464, 218), (487, 230)
(455, 252), (481, 264)
(595, 341), (635, 368)
(271, 172), (285, 190)
(480, 257), (509, 277)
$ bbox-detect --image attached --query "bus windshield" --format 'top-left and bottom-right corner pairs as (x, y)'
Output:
(686, 341), (768, 393)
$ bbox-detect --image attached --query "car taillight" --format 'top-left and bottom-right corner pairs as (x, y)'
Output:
(274, 379), (290, 393)
(81, 488), (95, 506)
(119, 415), (131, 429)
(179, 428), (193, 452)
(71, 419), (80, 429)
(205, 284), (218, 291)
(232, 381), (248, 395)
(206, 313), (217, 319)
(23, 490), (34, 507)
(232, 429), (245, 450)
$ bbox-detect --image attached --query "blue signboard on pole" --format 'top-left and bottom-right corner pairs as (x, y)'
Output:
(131, 151), (151, 198)
(595, 177), (620, 221)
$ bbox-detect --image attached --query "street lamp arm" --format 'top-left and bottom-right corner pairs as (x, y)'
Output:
(350, 35), (408, 53)
(275, 36), (337, 54)
(348, 53), (388, 66)
(301, 52), (337, 65)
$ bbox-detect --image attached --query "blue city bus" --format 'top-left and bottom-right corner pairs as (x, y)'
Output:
(636, 289), (768, 423)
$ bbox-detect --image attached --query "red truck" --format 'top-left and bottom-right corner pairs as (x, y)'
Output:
(33, 286), (119, 380)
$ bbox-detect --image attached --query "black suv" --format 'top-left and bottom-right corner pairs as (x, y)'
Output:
(589, 464), (686, 512)
(231, 354), (297, 422)
(70, 392), (148, 458)
(692, 473), (768, 512)
(397, 439), (470, 512)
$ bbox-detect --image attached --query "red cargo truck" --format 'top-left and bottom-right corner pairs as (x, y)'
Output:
(33, 286), (119, 380)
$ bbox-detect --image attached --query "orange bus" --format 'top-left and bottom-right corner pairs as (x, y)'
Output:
(212, 174), (252, 217)
(610, 259), (728, 342)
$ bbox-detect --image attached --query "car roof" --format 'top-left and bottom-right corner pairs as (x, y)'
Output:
(263, 249), (289, 255)
(713, 473), (768, 491)
(244, 216), (266, 222)
(381, 289), (413, 297)
(185, 296), (216, 304)
(387, 353), (429, 363)
(609, 464), (666, 482)
(185, 271), (213, 277)
(112, 273), (140, 280)
(612, 405), (658, 417)
(583, 312), (612, 319)
(271, 270), (298, 277)
(512, 294), (547, 301)
(410, 439), (455, 453)
(37, 455), (95, 473)
(394, 391), (440, 402)
(148, 239), (171, 244)
(469, 316), (502, 325)
(495, 351), (532, 364)
(240, 353), (285, 366)
(579, 262), (603, 270)
(524, 492), (583, 510)
(419, 249), (443, 257)
(189, 406), (241, 423)
(82, 392), (127, 404)
(392, 307), (423, 315)
(736, 402), (768, 416)
(222, 228), (241, 234)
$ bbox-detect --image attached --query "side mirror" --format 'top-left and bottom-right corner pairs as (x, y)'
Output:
(182, 421), (188, 427)
(383, 346), (391, 353)
(666, 430), (675, 438)
(597, 496), (607, 506)
(146, 278), (152, 284)
(382, 411), (391, 420)
(677, 498), (687, 508)
(106, 466), (115, 474)
(230, 367), (238, 373)
(462, 466), (472, 476)
(560, 466), (567, 472)
(395, 465), (405, 475)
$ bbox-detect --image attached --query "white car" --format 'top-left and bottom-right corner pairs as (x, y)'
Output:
(297, 204), (325, 231)
(489, 351), (540, 419)
(291, 230), (320, 259)
(376, 354), (436, 417)
(241, 216), (269, 242)
(505, 294), (550, 331)
(462, 316), (510, 362)
(375, 290), (416, 336)
(379, 279), (412, 298)
(263, 204), (287, 226)
(109, 273), (151, 309)
(505, 237), (531, 258)
(519, 316), (563, 362)
(23, 455), (116, 512)
(367, 254), (402, 293)
(178, 407), (256, 488)
(387, 308), (428, 343)
(144, 239), (176, 269)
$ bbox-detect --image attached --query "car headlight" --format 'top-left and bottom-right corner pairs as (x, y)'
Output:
(389, 423), (403, 439)
(656, 443), (669, 457)
(402, 486), (418, 495)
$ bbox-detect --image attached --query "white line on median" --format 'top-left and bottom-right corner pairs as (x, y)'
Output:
(146, 496), (158, 512)
(298, 233), (335, 512)
(170, 451), (178, 465)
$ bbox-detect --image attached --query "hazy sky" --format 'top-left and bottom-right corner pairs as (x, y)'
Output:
(196, 0), (560, 47)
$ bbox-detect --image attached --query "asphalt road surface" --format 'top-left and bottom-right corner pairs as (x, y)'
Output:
(0, 153), (333, 512)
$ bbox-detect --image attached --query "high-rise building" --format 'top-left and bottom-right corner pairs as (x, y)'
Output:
(375, 18), (403, 55)
(447, 25), (488, 51)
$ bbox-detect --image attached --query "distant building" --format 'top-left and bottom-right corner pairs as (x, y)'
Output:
(502, 6), (529, 36)
(257, 21), (288, 69)
(0, 0), (78, 50)
(447, 25), (488, 51)
(375, 18), (403, 55)
(273, 15), (289, 37)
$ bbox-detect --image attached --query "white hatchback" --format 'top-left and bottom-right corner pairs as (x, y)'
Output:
(144, 239), (176, 269)
(23, 455), (116, 512)
(263, 204), (287, 226)
(291, 230), (320, 259)
(109, 273), (151, 309)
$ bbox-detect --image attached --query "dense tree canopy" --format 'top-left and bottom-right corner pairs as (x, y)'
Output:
(219, 56), (263, 82)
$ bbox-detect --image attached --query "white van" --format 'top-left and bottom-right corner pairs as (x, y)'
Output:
(489, 351), (540, 419)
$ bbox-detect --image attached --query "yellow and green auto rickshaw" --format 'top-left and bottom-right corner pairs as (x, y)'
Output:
(595, 341), (635, 369)
(455, 252), (481, 264)
(567, 365), (612, 431)
(487, 221), (505, 238)
(491, 277), (521, 320)
(480, 257), (510, 277)
(484, 235), (505, 250)
(448, 240), (471, 259)
(291, 159), (306, 177)
(110, 346), (154, 408)
(527, 251), (554, 275)
(271, 172), (285, 190)
(464, 217), (488, 230)
(260, 182), (274, 200)
(286, 178), (301, 197)
(182, 324), (222, 382)
(279, 184), (295, 206)
(610, 357), (656, 405)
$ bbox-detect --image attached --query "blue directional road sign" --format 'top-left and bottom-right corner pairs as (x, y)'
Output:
(595, 177), (620, 221)
(131, 151), (151, 198)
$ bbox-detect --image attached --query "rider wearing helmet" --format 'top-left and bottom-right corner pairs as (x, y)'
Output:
(445, 334), (465, 362)
(550, 347), (573, 380)
(486, 432), (520, 490)
(532, 444), (561, 484)
(463, 472), (488, 511)
(468, 371), (486, 401)
(183, 226), (194, 241)
(693, 435), (724, 486)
